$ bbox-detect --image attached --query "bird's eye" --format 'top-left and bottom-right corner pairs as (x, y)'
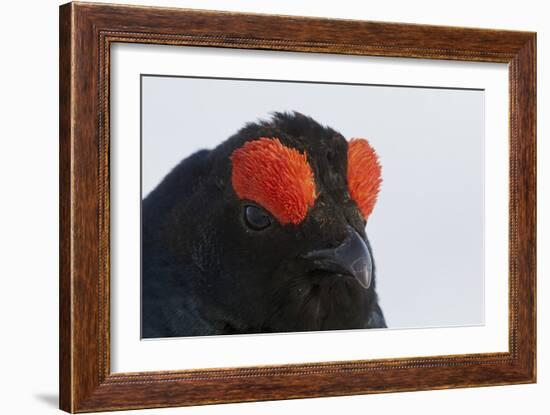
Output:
(244, 205), (272, 231)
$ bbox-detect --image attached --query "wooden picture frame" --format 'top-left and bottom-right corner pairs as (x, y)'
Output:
(59, 2), (536, 412)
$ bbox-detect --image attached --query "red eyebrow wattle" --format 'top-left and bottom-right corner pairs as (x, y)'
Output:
(230, 138), (317, 225)
(347, 138), (382, 220)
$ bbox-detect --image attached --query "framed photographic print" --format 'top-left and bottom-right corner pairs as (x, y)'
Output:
(59, 2), (536, 412)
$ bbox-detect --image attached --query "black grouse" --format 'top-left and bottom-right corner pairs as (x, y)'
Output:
(142, 112), (386, 337)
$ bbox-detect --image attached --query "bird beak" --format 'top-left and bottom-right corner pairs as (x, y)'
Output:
(303, 225), (373, 289)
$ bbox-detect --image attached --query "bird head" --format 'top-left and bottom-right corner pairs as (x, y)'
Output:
(146, 112), (383, 334)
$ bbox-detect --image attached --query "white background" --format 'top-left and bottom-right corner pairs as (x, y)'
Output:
(112, 47), (509, 373)
(0, 0), (546, 414)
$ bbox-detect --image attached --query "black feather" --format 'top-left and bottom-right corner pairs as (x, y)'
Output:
(141, 112), (386, 337)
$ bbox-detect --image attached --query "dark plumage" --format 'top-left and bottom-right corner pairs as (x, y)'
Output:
(142, 112), (386, 338)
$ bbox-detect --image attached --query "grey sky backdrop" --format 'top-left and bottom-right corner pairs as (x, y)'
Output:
(141, 75), (485, 329)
